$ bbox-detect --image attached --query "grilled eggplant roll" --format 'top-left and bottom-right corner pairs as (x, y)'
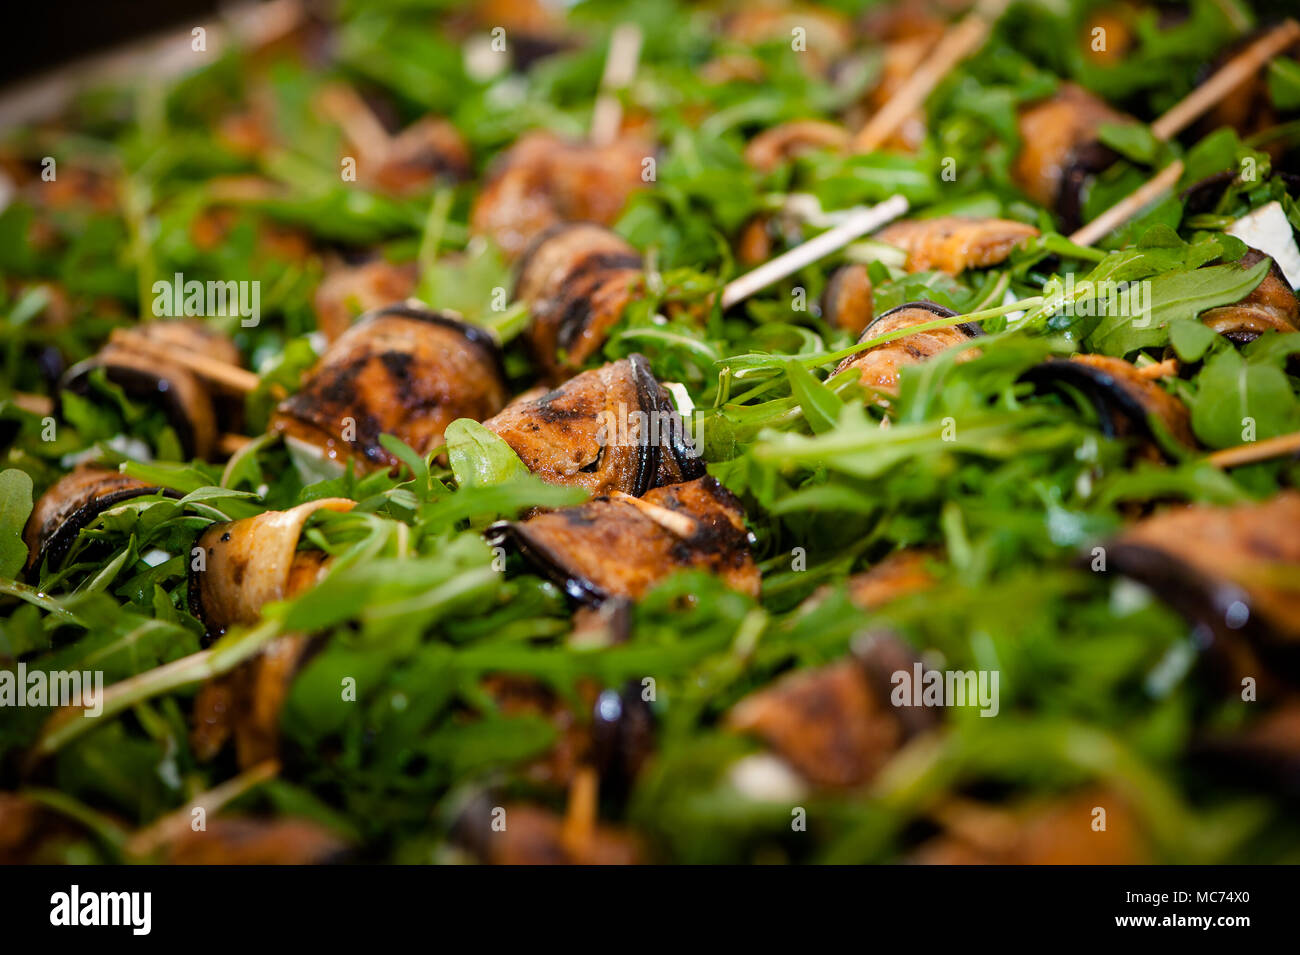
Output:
(188, 498), (353, 767)
(1022, 354), (1196, 454)
(744, 120), (849, 173)
(189, 497), (355, 638)
(832, 302), (981, 395)
(369, 116), (471, 195)
(271, 304), (508, 471)
(875, 216), (1040, 275)
(313, 258), (418, 342)
(1102, 492), (1300, 678)
(61, 320), (240, 460)
(470, 131), (650, 260)
(23, 467), (170, 573)
(162, 817), (350, 865)
(1013, 84), (1130, 230)
(515, 223), (645, 380)
(484, 355), (703, 497)
(821, 263), (874, 336)
(1199, 249), (1300, 343)
(727, 637), (937, 789)
(487, 475), (759, 604)
(913, 789), (1149, 865)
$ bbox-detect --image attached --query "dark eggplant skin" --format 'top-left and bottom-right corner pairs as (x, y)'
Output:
(1200, 249), (1300, 344)
(484, 354), (703, 498)
(271, 303), (508, 471)
(1012, 84), (1130, 230)
(1020, 354), (1197, 456)
(832, 301), (981, 395)
(22, 468), (175, 574)
(590, 680), (656, 797)
(485, 475), (760, 606)
(60, 354), (216, 460)
(1096, 492), (1300, 683)
(59, 319), (242, 460)
(1192, 699), (1300, 799)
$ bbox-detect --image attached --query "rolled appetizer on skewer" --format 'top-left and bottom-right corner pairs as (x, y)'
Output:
(484, 354), (704, 497)
(832, 301), (982, 396)
(23, 467), (174, 574)
(60, 320), (245, 461)
(486, 475), (760, 605)
(271, 303), (508, 471)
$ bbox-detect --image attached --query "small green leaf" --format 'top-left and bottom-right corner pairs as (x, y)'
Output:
(784, 360), (841, 434)
(1168, 319), (1217, 362)
(0, 469), (34, 578)
(445, 419), (529, 488)
(1268, 57), (1300, 111)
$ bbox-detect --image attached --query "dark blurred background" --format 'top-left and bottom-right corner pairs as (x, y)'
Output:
(2, 0), (223, 89)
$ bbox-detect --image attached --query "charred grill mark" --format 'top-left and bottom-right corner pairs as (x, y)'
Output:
(486, 475), (757, 606)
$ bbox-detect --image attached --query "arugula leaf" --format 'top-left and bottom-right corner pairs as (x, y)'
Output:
(0, 468), (34, 577)
(445, 419), (529, 488)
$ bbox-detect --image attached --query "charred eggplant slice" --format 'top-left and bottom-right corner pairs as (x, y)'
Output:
(1101, 492), (1300, 678)
(60, 319), (238, 460)
(484, 354), (702, 497)
(162, 817), (350, 865)
(271, 304), (508, 471)
(832, 301), (981, 395)
(23, 467), (173, 573)
(913, 789), (1149, 864)
(1013, 84), (1130, 230)
(726, 639), (934, 789)
(821, 263), (874, 336)
(1199, 248), (1300, 343)
(188, 497), (355, 639)
(1021, 354), (1196, 454)
(515, 222), (645, 381)
(470, 131), (649, 261)
(875, 216), (1040, 275)
(486, 475), (759, 604)
(313, 258), (418, 342)
(370, 116), (471, 195)
(743, 119), (848, 173)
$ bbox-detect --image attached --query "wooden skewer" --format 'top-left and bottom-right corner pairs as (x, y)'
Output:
(217, 433), (254, 456)
(1069, 19), (1300, 247)
(1068, 160), (1185, 247)
(109, 328), (261, 393)
(852, 0), (1009, 153)
(609, 490), (698, 538)
(590, 24), (643, 147)
(721, 195), (909, 309)
(1150, 19), (1300, 142)
(317, 83), (393, 163)
(7, 391), (54, 416)
(1206, 430), (1300, 469)
(560, 766), (599, 860)
(125, 759), (280, 857)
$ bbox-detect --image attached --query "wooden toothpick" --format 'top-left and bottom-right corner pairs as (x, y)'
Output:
(1206, 430), (1300, 469)
(1069, 19), (1300, 246)
(590, 24), (643, 147)
(721, 196), (909, 309)
(852, 0), (1009, 153)
(108, 329), (261, 393)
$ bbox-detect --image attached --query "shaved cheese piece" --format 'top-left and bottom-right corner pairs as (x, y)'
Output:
(1229, 202), (1300, 289)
